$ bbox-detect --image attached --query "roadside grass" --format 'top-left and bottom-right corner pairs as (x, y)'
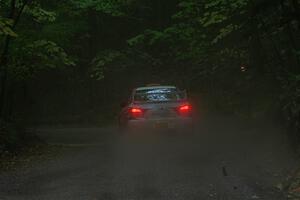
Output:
(284, 169), (300, 199)
(0, 120), (55, 171)
(0, 144), (59, 172)
(0, 120), (43, 153)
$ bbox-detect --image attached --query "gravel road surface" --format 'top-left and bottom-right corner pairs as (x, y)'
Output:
(0, 117), (298, 200)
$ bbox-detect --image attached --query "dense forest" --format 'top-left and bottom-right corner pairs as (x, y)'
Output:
(0, 0), (300, 149)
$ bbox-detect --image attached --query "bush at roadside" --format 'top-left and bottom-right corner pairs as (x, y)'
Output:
(0, 120), (32, 153)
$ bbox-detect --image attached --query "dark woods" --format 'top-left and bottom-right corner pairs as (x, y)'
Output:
(0, 0), (300, 145)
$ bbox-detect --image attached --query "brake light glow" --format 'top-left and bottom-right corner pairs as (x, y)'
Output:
(179, 105), (190, 111)
(178, 104), (192, 115)
(131, 108), (142, 113)
(129, 107), (143, 118)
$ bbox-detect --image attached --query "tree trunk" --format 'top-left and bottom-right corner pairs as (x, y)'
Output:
(0, 0), (31, 119)
(0, 0), (16, 118)
(292, 0), (300, 27)
(286, 22), (300, 72)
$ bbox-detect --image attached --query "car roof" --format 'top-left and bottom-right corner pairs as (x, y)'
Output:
(135, 86), (176, 91)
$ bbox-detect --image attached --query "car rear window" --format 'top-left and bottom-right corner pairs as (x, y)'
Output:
(134, 88), (184, 102)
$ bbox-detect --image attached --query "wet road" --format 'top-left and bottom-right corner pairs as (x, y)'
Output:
(0, 117), (298, 200)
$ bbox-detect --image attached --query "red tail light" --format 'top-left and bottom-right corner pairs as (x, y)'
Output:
(129, 107), (144, 118)
(178, 104), (192, 116)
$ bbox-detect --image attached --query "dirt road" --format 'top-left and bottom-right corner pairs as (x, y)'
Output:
(0, 116), (298, 200)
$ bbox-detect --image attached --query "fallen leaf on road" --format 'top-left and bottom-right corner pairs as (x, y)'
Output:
(251, 195), (260, 199)
(291, 187), (300, 193)
(276, 183), (283, 191)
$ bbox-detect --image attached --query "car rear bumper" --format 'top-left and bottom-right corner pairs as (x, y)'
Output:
(127, 117), (194, 132)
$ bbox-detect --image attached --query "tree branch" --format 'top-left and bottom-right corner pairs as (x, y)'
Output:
(12, 0), (32, 28)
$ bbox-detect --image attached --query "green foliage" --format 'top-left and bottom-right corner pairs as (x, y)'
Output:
(71, 0), (135, 16)
(27, 40), (75, 67)
(127, 34), (145, 46)
(0, 0), (77, 82)
(212, 24), (240, 44)
(91, 50), (124, 80)
(125, 0), (250, 66)
(127, 29), (167, 47)
(25, 3), (57, 22)
(90, 48), (161, 80)
(9, 40), (75, 80)
(0, 17), (17, 37)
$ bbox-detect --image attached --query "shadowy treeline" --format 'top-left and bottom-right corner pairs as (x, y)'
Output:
(0, 0), (300, 148)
